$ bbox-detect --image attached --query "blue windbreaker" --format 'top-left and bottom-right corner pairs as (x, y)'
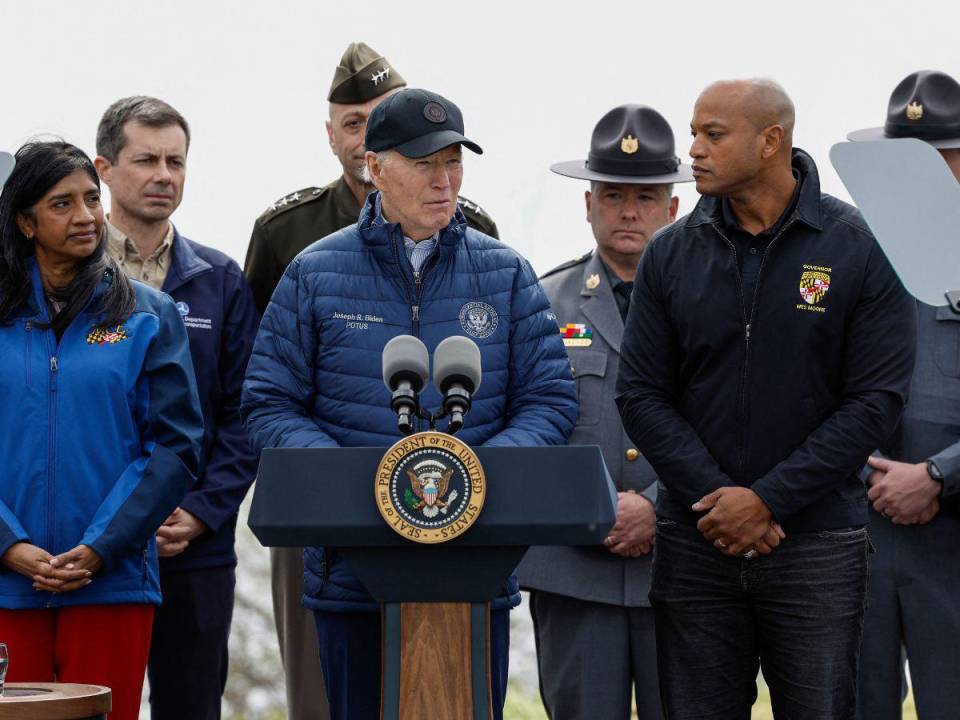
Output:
(0, 259), (203, 608)
(242, 192), (577, 612)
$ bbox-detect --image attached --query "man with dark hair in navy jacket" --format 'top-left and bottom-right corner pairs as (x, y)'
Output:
(95, 96), (260, 720)
(616, 79), (917, 720)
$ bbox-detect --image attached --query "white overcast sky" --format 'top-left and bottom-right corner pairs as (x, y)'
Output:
(3, 0), (957, 275)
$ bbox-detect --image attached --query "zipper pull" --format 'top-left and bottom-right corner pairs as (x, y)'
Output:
(745, 324), (751, 341)
(413, 271), (421, 289)
(412, 305), (420, 321)
(50, 356), (58, 372)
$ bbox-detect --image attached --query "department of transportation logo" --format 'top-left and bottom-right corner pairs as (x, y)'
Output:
(86, 324), (129, 345)
(459, 301), (499, 339)
(375, 431), (486, 544)
(799, 270), (831, 305)
(175, 301), (190, 316)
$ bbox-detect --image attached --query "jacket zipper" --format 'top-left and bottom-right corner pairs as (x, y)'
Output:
(24, 321), (33, 385)
(46, 333), (59, 564)
(389, 235), (441, 430)
(713, 217), (795, 479)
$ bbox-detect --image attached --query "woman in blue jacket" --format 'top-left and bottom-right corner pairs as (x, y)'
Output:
(0, 141), (203, 719)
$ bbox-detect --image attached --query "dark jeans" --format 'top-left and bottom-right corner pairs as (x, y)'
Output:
(650, 519), (869, 720)
(148, 566), (236, 720)
(313, 607), (510, 720)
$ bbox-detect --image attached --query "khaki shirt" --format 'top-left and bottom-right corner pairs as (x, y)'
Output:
(106, 219), (174, 290)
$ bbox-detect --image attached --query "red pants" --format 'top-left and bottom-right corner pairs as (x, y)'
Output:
(0, 604), (154, 720)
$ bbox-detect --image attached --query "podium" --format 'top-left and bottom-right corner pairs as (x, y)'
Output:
(249, 443), (615, 719)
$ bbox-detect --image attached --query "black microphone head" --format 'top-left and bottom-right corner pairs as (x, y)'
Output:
(382, 335), (430, 392)
(433, 336), (482, 393)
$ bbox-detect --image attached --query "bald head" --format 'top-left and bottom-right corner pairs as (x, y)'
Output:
(700, 78), (795, 141)
(689, 77), (798, 199)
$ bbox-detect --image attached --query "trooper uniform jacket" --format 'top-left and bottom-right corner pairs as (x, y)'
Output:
(518, 250), (658, 607)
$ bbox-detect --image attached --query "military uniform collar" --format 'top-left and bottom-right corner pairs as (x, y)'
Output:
(333, 175), (364, 218)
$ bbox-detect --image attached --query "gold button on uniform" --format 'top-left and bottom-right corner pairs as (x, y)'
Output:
(625, 448), (639, 461)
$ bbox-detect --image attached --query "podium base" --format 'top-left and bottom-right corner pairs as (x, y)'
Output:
(381, 602), (492, 720)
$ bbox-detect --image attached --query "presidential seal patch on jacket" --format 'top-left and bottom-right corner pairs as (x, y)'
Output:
(375, 431), (486, 544)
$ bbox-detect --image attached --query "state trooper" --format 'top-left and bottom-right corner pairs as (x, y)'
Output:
(242, 42), (498, 720)
(518, 104), (693, 719)
(848, 70), (960, 720)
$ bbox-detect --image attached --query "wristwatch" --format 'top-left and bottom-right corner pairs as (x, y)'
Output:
(927, 459), (945, 485)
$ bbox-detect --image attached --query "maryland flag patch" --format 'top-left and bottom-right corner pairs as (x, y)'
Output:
(87, 324), (129, 345)
(797, 265), (832, 313)
(561, 323), (593, 347)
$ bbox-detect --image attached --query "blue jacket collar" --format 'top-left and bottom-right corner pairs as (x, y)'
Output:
(357, 191), (467, 268)
(26, 254), (116, 321)
(162, 226), (212, 293)
(685, 147), (824, 232)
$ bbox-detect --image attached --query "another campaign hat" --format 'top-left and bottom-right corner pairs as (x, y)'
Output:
(327, 42), (406, 104)
(848, 70), (960, 150)
(552, 104), (694, 184)
(365, 88), (483, 158)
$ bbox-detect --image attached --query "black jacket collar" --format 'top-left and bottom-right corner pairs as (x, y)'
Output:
(686, 148), (824, 232)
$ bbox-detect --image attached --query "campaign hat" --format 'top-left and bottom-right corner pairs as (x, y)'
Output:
(552, 104), (693, 184)
(848, 70), (960, 150)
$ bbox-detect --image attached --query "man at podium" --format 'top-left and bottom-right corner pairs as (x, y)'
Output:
(241, 88), (577, 720)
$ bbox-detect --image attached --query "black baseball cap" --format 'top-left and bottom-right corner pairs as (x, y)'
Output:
(365, 88), (483, 158)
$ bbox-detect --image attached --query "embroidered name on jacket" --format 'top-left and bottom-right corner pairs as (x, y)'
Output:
(86, 324), (129, 345)
(332, 311), (384, 331)
(797, 264), (832, 313)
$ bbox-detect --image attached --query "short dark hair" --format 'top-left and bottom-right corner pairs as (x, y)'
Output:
(96, 96), (191, 162)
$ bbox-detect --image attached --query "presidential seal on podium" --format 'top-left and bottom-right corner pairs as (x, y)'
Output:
(375, 431), (486, 544)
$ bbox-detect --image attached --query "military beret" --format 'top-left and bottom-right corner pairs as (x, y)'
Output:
(328, 42), (406, 105)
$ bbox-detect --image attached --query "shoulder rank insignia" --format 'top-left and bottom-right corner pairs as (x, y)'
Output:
(260, 187), (324, 220)
(561, 323), (593, 347)
(586, 273), (601, 290)
(87, 324), (129, 345)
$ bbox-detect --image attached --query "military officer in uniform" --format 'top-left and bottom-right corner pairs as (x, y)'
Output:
(242, 41), (498, 720)
(848, 70), (960, 720)
(518, 105), (693, 719)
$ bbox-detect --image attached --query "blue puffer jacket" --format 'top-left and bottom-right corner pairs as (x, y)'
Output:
(242, 192), (577, 612)
(0, 259), (203, 608)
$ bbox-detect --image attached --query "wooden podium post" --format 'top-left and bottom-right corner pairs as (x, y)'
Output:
(381, 602), (491, 720)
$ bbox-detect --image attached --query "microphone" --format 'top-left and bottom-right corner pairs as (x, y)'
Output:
(432, 336), (482, 434)
(382, 335), (430, 435)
